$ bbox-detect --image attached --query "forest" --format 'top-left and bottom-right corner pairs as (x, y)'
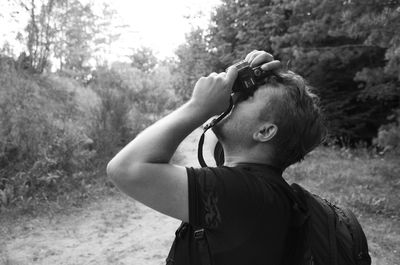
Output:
(0, 0), (399, 263)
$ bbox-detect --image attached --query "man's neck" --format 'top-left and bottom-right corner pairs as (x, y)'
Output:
(220, 141), (279, 168)
(222, 149), (274, 167)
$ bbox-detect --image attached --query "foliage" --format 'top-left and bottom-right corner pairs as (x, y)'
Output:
(88, 66), (136, 158)
(92, 3), (126, 66)
(173, 28), (219, 101)
(0, 56), (95, 207)
(112, 61), (178, 114)
(130, 47), (158, 72)
(23, 0), (58, 73)
(374, 109), (400, 154)
(0, 45), (179, 210)
(269, 0), (400, 144)
(54, 0), (97, 77)
(87, 60), (179, 156)
(15, 0), (98, 75)
(177, 0), (400, 144)
(207, 0), (277, 65)
(4, 0), (122, 80)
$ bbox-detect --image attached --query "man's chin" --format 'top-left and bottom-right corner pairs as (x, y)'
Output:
(211, 111), (234, 141)
(211, 122), (226, 141)
(211, 120), (228, 141)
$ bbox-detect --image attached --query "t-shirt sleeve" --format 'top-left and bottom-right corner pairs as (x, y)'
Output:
(187, 166), (265, 230)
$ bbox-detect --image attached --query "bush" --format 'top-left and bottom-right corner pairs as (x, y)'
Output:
(374, 109), (400, 155)
(0, 57), (180, 211)
(0, 57), (95, 209)
(88, 64), (179, 157)
(88, 66), (137, 158)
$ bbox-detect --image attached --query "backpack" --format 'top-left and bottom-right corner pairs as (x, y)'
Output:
(277, 181), (372, 265)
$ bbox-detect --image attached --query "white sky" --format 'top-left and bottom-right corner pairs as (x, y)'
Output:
(0, 0), (221, 61)
(107, 0), (221, 59)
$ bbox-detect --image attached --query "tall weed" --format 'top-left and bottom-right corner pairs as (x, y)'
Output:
(0, 57), (95, 209)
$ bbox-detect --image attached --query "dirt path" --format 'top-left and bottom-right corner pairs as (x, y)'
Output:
(2, 198), (179, 265)
(1, 129), (213, 265)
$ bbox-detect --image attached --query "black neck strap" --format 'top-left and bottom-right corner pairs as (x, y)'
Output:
(197, 96), (233, 167)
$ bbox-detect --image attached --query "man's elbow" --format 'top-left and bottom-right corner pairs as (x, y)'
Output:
(107, 159), (129, 183)
(106, 159), (118, 180)
(106, 159), (141, 185)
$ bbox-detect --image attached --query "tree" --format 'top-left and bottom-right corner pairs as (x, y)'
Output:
(208, 0), (279, 67)
(13, 0), (117, 78)
(88, 62), (179, 155)
(181, 0), (400, 144)
(92, 3), (126, 66)
(173, 28), (219, 101)
(53, 0), (97, 78)
(130, 47), (158, 72)
(270, 0), (399, 143)
(22, 0), (58, 73)
(88, 66), (133, 155)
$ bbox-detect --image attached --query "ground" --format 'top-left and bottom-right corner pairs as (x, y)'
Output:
(1, 129), (399, 265)
(1, 197), (179, 265)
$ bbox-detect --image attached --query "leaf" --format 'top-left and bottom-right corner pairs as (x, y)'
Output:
(0, 189), (8, 205)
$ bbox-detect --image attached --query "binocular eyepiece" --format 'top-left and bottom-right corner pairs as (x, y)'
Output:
(231, 60), (276, 96)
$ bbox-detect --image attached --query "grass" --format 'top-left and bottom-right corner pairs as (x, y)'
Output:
(285, 147), (400, 218)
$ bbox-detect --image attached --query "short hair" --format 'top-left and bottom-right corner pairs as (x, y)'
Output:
(258, 71), (327, 169)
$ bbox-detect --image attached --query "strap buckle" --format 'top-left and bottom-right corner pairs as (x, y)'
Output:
(175, 222), (188, 238)
(194, 228), (205, 240)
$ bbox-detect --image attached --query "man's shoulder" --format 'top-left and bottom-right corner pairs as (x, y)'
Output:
(186, 164), (284, 194)
(186, 164), (281, 179)
(185, 165), (251, 181)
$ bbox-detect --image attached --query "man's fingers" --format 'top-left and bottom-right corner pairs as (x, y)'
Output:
(244, 50), (259, 62)
(250, 52), (274, 67)
(217, 72), (226, 77)
(209, 72), (218, 77)
(225, 66), (238, 87)
(260, 60), (282, 71)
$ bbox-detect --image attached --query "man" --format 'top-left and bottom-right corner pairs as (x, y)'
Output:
(106, 50), (326, 264)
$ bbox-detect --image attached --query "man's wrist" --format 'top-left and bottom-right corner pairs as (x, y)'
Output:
(185, 100), (214, 122)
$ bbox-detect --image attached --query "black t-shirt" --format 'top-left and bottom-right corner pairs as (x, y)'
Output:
(167, 164), (292, 265)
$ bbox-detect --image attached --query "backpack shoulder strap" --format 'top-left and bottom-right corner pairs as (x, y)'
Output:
(166, 222), (189, 265)
(266, 179), (309, 227)
(341, 208), (372, 265)
(291, 183), (339, 265)
(327, 201), (338, 265)
(194, 228), (212, 265)
(166, 222), (213, 265)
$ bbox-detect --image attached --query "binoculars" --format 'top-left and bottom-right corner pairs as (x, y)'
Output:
(231, 60), (273, 96)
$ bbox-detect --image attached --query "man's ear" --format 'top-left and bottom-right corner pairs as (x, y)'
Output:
(253, 123), (278, 142)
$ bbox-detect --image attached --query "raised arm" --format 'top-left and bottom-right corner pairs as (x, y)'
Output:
(106, 68), (237, 221)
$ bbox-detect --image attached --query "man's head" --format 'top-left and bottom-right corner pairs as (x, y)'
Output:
(212, 70), (326, 169)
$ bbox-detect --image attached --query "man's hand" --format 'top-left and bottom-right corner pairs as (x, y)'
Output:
(244, 50), (282, 71)
(189, 67), (238, 118)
